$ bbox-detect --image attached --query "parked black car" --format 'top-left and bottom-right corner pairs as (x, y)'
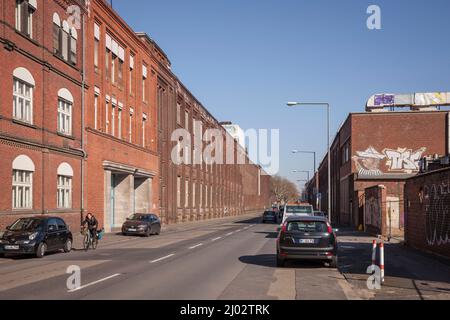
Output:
(122, 213), (161, 237)
(0, 216), (73, 258)
(277, 216), (338, 268)
(262, 211), (277, 223)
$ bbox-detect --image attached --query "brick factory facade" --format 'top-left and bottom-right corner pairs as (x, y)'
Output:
(84, 0), (159, 232)
(312, 110), (449, 236)
(0, 0), (86, 230)
(0, 0), (271, 231)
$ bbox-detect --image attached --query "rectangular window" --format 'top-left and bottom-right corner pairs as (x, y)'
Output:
(185, 179), (189, 208)
(105, 49), (110, 80)
(58, 99), (72, 135)
(111, 103), (116, 136)
(15, 0), (34, 38)
(118, 60), (123, 88)
(177, 176), (181, 208)
(57, 175), (72, 209)
(192, 182), (196, 207)
(199, 183), (203, 208)
(118, 107), (122, 139)
(129, 109), (133, 143)
(105, 99), (109, 133)
(13, 78), (33, 124)
(177, 103), (181, 125)
(142, 77), (146, 102)
(142, 114), (147, 147)
(185, 110), (189, 130)
(111, 54), (117, 84)
(94, 93), (98, 130)
(94, 39), (99, 70)
(12, 170), (32, 209)
(205, 185), (208, 208)
(129, 55), (134, 95)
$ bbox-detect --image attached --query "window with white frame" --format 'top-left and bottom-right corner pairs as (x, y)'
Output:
(118, 104), (123, 139)
(142, 113), (147, 147)
(142, 65), (147, 102)
(12, 155), (35, 210)
(111, 99), (116, 136)
(129, 108), (134, 143)
(105, 97), (110, 133)
(13, 78), (33, 124)
(15, 0), (36, 38)
(94, 89), (99, 130)
(57, 89), (73, 136)
(94, 23), (100, 71)
(57, 163), (73, 209)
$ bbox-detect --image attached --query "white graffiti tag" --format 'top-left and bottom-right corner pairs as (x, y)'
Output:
(384, 148), (426, 173)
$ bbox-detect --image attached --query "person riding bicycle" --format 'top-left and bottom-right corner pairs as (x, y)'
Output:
(82, 213), (98, 241)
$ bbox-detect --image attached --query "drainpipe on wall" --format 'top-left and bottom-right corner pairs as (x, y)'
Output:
(80, 12), (86, 225)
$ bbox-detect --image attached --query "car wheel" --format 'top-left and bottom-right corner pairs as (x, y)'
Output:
(329, 256), (338, 268)
(276, 255), (285, 268)
(145, 228), (151, 237)
(36, 242), (47, 258)
(64, 239), (72, 253)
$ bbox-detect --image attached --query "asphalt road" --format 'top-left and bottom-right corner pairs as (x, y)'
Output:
(0, 214), (355, 300)
(3, 214), (448, 300)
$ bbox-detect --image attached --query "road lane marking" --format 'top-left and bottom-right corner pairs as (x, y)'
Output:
(68, 273), (121, 293)
(189, 243), (204, 249)
(211, 237), (222, 242)
(150, 254), (175, 264)
(225, 232), (234, 236)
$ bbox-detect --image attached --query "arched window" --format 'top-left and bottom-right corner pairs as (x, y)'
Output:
(12, 155), (35, 209)
(13, 67), (35, 124)
(70, 27), (77, 65)
(62, 20), (70, 61)
(57, 88), (73, 136)
(15, 0), (36, 38)
(57, 163), (73, 209)
(53, 13), (62, 55)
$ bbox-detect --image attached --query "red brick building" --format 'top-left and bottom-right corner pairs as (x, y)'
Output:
(313, 110), (449, 236)
(0, 0), (86, 229)
(0, 0), (271, 231)
(84, 0), (159, 232)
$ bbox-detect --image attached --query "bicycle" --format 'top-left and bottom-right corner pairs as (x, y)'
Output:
(81, 226), (98, 251)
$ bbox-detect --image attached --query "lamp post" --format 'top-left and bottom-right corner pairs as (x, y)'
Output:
(287, 101), (331, 223)
(292, 150), (318, 210)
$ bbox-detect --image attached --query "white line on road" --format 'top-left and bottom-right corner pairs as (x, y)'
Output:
(211, 237), (222, 242)
(189, 243), (204, 249)
(68, 273), (121, 293)
(150, 254), (175, 264)
(225, 232), (234, 236)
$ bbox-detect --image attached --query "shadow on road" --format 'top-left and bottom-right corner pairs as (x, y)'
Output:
(233, 217), (261, 225)
(253, 231), (278, 239)
(239, 254), (329, 269)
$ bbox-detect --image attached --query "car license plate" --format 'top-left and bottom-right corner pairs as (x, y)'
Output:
(128, 228), (137, 232)
(4, 245), (19, 250)
(298, 239), (315, 244)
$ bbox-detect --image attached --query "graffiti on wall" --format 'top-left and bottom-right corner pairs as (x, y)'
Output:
(384, 147), (426, 173)
(353, 146), (427, 176)
(353, 147), (385, 176)
(365, 196), (381, 229)
(421, 182), (450, 246)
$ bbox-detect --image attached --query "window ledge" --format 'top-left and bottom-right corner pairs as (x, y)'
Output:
(12, 119), (37, 129)
(15, 30), (39, 46)
(57, 132), (75, 140)
(52, 53), (79, 70)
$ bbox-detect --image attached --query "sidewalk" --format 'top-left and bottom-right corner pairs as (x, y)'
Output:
(337, 229), (450, 300)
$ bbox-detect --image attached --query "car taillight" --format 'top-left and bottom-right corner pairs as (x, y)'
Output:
(327, 224), (333, 234)
(281, 223), (287, 233)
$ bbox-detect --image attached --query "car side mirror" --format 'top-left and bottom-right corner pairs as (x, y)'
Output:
(5, 226), (11, 231)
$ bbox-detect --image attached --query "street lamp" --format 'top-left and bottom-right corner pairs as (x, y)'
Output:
(292, 150), (318, 209)
(287, 101), (331, 223)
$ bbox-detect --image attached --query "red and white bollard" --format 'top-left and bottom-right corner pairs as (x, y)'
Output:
(371, 240), (377, 272)
(379, 241), (385, 284)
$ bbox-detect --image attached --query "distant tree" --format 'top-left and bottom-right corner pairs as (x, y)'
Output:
(270, 176), (300, 204)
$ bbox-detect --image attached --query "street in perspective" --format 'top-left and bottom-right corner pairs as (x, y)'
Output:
(1, 0), (450, 306)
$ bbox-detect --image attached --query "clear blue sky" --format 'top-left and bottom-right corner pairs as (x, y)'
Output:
(111, 0), (450, 187)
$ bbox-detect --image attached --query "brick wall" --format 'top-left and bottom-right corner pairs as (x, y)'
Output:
(405, 168), (450, 258)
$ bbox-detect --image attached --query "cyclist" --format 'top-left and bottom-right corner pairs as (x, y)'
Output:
(82, 212), (99, 242)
